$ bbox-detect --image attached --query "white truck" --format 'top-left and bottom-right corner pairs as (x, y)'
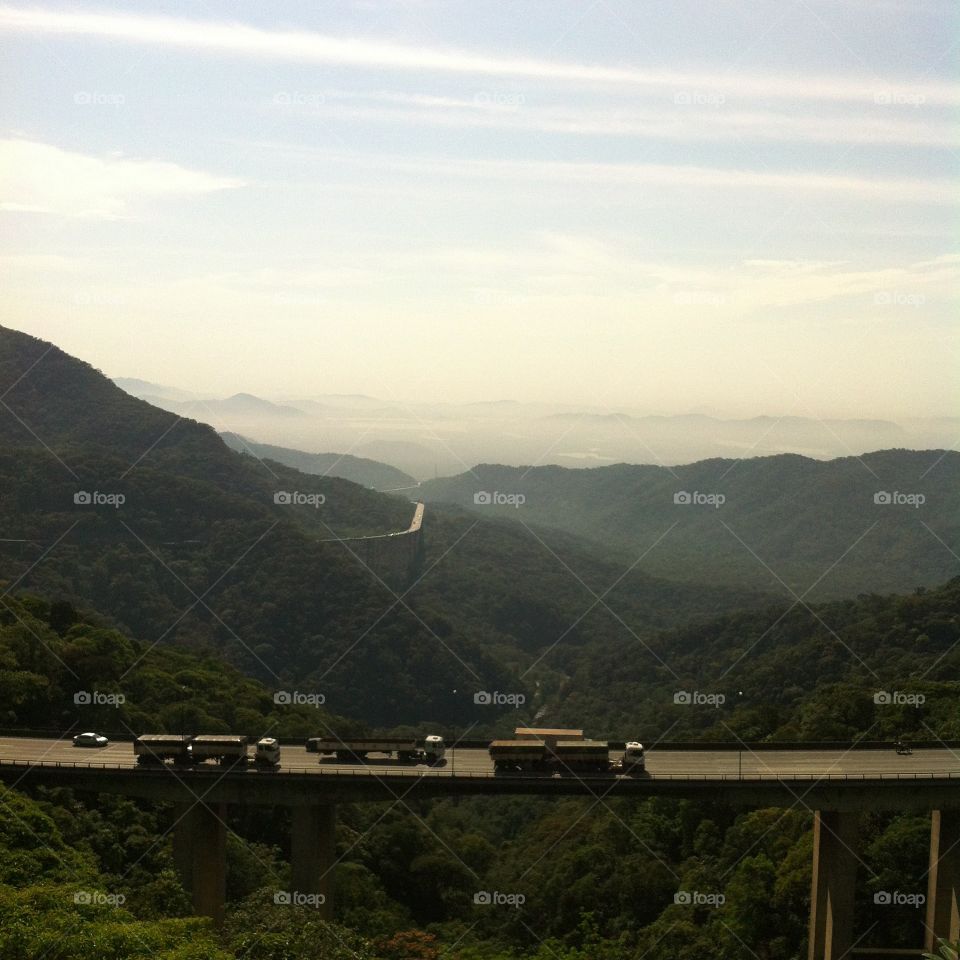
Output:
(253, 737), (281, 768)
(620, 741), (645, 773)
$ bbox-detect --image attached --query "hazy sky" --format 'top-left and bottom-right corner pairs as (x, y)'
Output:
(1, 1), (957, 417)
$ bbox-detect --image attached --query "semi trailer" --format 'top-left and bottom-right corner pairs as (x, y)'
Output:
(190, 734), (249, 766)
(133, 734), (281, 768)
(306, 735), (445, 764)
(490, 739), (645, 775)
(134, 734), (193, 765)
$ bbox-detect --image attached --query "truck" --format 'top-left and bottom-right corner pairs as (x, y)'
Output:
(490, 738), (645, 776)
(620, 741), (645, 773)
(254, 737), (281, 768)
(307, 735), (445, 765)
(554, 739), (613, 773)
(190, 734), (249, 766)
(134, 734), (192, 765)
(490, 739), (550, 772)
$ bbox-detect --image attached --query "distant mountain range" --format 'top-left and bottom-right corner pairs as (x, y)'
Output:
(221, 433), (416, 491)
(113, 378), (959, 478)
(417, 452), (960, 599)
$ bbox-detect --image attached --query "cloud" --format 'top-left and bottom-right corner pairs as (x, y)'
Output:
(0, 139), (244, 218)
(304, 90), (960, 147)
(1, 5), (958, 106)
(250, 143), (959, 206)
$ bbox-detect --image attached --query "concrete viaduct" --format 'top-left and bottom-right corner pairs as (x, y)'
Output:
(2, 741), (959, 960)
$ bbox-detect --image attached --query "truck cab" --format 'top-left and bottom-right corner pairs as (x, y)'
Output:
(422, 734), (445, 764)
(622, 741), (645, 773)
(255, 737), (281, 768)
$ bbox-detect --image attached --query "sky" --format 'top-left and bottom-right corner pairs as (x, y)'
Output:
(0, 0), (957, 418)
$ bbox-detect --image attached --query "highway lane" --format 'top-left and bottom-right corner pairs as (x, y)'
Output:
(0, 738), (957, 779)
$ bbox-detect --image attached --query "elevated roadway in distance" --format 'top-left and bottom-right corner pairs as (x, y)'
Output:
(1, 737), (958, 810)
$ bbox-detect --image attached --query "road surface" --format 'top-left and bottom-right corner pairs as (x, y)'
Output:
(0, 738), (956, 780)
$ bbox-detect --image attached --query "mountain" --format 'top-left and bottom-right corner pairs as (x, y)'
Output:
(539, 411), (911, 462)
(150, 393), (309, 420)
(417, 452), (960, 599)
(220, 433), (416, 491)
(0, 325), (769, 726)
(112, 377), (203, 402)
(553, 574), (960, 742)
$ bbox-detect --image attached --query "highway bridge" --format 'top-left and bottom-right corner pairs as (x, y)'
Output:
(2, 737), (958, 959)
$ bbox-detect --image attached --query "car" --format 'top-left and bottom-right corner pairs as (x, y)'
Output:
(73, 732), (109, 748)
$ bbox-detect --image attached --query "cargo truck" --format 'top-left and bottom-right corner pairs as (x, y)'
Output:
(490, 738), (645, 776)
(134, 734), (192, 765)
(307, 734), (445, 765)
(190, 734), (249, 766)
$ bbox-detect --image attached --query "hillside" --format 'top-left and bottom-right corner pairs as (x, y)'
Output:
(417, 454), (960, 598)
(0, 326), (769, 727)
(552, 575), (960, 740)
(220, 432), (416, 491)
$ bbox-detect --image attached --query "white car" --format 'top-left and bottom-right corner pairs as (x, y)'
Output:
(73, 732), (109, 748)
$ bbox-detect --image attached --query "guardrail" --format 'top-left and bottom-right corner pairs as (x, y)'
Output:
(1, 757), (959, 783)
(4, 730), (959, 751)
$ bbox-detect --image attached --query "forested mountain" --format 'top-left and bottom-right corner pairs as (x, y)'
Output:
(0, 326), (768, 726)
(220, 432), (416, 491)
(553, 575), (960, 741)
(417, 454), (960, 598)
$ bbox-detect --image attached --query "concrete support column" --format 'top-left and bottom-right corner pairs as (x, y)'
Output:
(172, 801), (227, 925)
(290, 804), (336, 920)
(808, 810), (859, 960)
(925, 809), (960, 951)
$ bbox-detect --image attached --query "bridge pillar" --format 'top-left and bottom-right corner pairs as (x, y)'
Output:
(925, 809), (960, 950)
(290, 803), (336, 920)
(172, 801), (227, 925)
(808, 810), (858, 960)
